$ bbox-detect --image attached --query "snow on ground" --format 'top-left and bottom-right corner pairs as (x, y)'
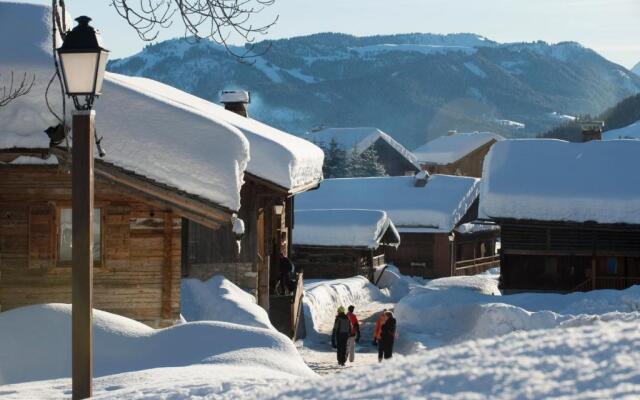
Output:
(0, 304), (312, 389)
(252, 319), (640, 399)
(603, 119), (640, 140)
(181, 275), (273, 329)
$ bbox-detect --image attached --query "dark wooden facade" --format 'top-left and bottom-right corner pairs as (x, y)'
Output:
(182, 174), (302, 311)
(498, 220), (640, 292)
(421, 139), (497, 178)
(371, 138), (420, 176)
(0, 164), (199, 327)
(292, 245), (386, 281)
(385, 228), (500, 279)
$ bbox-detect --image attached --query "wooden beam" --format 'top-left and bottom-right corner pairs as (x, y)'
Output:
(161, 212), (174, 320)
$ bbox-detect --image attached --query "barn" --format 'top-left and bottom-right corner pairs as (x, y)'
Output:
(413, 131), (503, 177)
(296, 174), (500, 278)
(480, 139), (640, 292)
(292, 209), (400, 280)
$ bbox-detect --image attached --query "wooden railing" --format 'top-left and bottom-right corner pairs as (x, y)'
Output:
(291, 272), (305, 340)
(454, 254), (500, 276)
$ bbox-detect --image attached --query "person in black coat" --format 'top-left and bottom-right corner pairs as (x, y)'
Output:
(331, 306), (352, 366)
(378, 310), (396, 362)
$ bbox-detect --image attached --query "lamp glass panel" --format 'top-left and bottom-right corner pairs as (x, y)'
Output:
(94, 50), (109, 94)
(59, 52), (99, 94)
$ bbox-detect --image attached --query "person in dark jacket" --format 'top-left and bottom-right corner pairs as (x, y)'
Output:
(331, 306), (352, 366)
(378, 310), (396, 362)
(279, 251), (296, 294)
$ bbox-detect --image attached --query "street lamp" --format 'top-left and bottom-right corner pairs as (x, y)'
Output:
(56, 15), (109, 400)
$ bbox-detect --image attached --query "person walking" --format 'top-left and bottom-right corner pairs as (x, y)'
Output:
(372, 308), (387, 346)
(378, 310), (396, 362)
(346, 305), (360, 363)
(331, 306), (352, 366)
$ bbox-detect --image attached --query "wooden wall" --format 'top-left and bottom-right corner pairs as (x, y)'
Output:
(372, 139), (419, 176)
(292, 246), (383, 280)
(0, 165), (181, 327)
(423, 140), (496, 178)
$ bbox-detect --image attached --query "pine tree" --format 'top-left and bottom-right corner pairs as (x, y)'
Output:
(346, 147), (387, 177)
(319, 138), (348, 178)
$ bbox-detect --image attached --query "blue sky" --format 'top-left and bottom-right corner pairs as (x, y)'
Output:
(18, 0), (640, 68)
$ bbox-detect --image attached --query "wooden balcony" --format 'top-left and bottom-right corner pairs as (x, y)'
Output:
(453, 254), (501, 276)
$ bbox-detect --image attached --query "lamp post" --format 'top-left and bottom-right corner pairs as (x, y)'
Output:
(57, 16), (109, 400)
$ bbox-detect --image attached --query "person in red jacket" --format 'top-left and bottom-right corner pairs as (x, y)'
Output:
(373, 308), (387, 346)
(346, 305), (360, 363)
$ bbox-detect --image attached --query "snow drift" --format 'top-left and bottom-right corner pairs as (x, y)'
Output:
(302, 277), (387, 342)
(181, 275), (273, 329)
(0, 304), (311, 385)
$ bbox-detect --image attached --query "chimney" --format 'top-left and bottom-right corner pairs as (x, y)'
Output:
(220, 90), (250, 117)
(414, 170), (429, 187)
(581, 121), (604, 142)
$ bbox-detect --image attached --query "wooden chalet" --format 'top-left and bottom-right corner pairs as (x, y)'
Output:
(0, 27), (251, 328)
(291, 209), (400, 280)
(180, 90), (324, 336)
(413, 131), (503, 177)
(296, 174), (500, 279)
(305, 127), (421, 176)
(480, 139), (640, 292)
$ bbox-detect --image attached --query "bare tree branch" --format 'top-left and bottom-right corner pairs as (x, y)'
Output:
(109, 0), (278, 61)
(0, 72), (36, 107)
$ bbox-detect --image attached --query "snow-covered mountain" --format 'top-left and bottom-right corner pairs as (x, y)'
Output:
(109, 33), (640, 147)
(633, 61), (640, 77)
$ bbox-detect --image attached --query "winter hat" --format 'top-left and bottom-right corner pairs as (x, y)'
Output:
(337, 306), (346, 314)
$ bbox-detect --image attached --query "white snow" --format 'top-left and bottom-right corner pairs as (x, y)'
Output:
(495, 119), (525, 129)
(374, 264), (426, 301)
(297, 175), (480, 232)
(454, 222), (500, 234)
(0, 3), (251, 211)
(302, 277), (387, 342)
(548, 111), (577, 122)
(480, 139), (640, 224)
(305, 127), (420, 170)
(464, 62), (487, 78)
(107, 74), (324, 193)
(0, 304), (312, 387)
(633, 61), (640, 76)
(603, 120), (640, 140)
(413, 131), (503, 165)
(181, 275), (273, 330)
(293, 209), (400, 249)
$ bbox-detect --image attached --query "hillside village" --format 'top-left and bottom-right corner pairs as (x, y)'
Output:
(2, 2), (640, 399)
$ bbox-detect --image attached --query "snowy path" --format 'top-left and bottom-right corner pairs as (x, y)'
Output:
(297, 300), (395, 375)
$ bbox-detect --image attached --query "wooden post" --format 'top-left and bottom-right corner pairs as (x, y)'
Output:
(161, 212), (174, 322)
(72, 110), (95, 400)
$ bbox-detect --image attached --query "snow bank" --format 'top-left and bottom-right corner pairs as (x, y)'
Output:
(181, 275), (273, 329)
(248, 319), (640, 399)
(480, 139), (640, 224)
(374, 265), (426, 301)
(395, 282), (640, 351)
(413, 131), (503, 165)
(296, 175), (480, 232)
(302, 277), (386, 342)
(293, 209), (400, 249)
(0, 304), (311, 386)
(603, 120), (640, 140)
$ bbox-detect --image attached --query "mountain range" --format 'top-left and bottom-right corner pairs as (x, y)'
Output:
(108, 33), (640, 148)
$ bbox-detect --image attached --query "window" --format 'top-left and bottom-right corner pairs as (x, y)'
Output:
(59, 208), (101, 264)
(607, 257), (618, 275)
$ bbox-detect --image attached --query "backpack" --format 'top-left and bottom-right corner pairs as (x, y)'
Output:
(335, 315), (351, 335)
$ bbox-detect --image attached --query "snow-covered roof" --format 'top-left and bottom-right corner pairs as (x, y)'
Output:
(0, 3), (250, 212)
(117, 75), (324, 192)
(305, 127), (420, 170)
(293, 209), (400, 249)
(480, 139), (640, 224)
(413, 132), (503, 165)
(296, 175), (480, 232)
(603, 120), (640, 140)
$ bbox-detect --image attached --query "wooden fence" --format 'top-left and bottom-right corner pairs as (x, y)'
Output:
(453, 255), (500, 276)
